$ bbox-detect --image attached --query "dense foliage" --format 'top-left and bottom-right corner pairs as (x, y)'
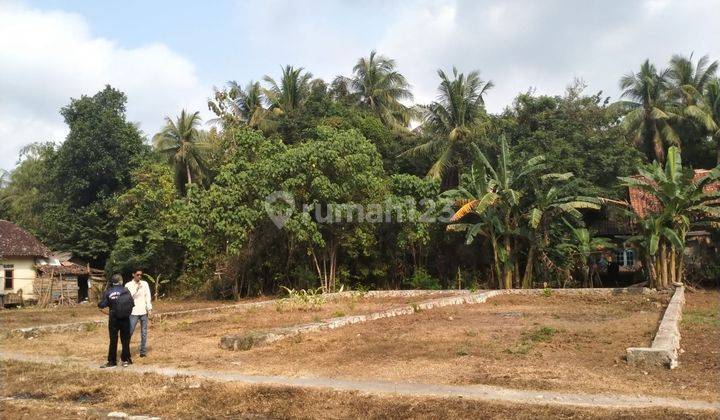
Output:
(1, 53), (718, 296)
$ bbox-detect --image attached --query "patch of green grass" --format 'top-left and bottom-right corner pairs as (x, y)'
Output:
(542, 287), (553, 297)
(525, 326), (558, 343)
(504, 326), (560, 355)
(464, 329), (478, 337)
(455, 341), (471, 356)
(332, 311), (346, 318)
(683, 309), (720, 326)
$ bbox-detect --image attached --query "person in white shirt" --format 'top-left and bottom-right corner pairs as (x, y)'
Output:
(125, 269), (153, 357)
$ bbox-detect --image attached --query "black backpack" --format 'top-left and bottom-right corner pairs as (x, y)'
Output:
(112, 289), (135, 319)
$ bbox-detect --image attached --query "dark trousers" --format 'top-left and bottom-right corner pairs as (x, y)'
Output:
(107, 316), (132, 364)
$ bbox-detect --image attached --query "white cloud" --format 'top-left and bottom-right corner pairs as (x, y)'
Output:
(377, 0), (720, 113)
(0, 1), (208, 170)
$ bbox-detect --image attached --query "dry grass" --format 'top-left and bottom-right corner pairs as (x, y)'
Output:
(2, 290), (717, 405)
(1, 360), (713, 419)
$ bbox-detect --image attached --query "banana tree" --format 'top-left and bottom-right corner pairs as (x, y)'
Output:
(619, 146), (720, 288)
(522, 173), (602, 288)
(447, 136), (556, 289)
(557, 219), (614, 288)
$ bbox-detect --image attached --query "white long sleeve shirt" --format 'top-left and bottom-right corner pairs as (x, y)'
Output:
(125, 280), (153, 316)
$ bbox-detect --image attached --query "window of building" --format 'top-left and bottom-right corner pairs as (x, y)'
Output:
(614, 250), (635, 267)
(3, 264), (14, 290)
(624, 249), (635, 266)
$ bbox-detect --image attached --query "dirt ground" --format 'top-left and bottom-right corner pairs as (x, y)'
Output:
(1, 360), (713, 419)
(226, 290), (717, 401)
(1, 290), (718, 404)
(0, 294), (449, 367)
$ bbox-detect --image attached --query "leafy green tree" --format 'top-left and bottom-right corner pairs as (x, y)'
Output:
(273, 127), (387, 291)
(410, 67), (493, 187)
(107, 160), (183, 279)
(347, 51), (414, 130)
(153, 110), (209, 195)
(618, 60), (679, 164)
(49, 86), (146, 264)
(499, 82), (643, 198)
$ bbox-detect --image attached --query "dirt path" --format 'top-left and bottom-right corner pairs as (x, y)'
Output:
(2, 351), (717, 413)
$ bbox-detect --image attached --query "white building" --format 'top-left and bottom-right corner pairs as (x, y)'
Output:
(0, 220), (50, 301)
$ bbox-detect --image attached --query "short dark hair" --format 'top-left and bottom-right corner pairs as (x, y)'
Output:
(110, 274), (124, 285)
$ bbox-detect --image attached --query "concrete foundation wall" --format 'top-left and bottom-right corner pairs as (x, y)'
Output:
(627, 286), (685, 369)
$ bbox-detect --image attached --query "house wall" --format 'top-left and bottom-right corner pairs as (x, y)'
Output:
(1, 257), (37, 300)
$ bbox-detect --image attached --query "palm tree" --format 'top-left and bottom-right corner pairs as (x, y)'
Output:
(683, 77), (720, 164)
(705, 78), (720, 164)
(263, 65), (313, 115)
(409, 67), (493, 187)
(153, 110), (208, 195)
(619, 146), (720, 288)
(619, 60), (680, 164)
(668, 54), (718, 106)
(208, 81), (266, 129)
(349, 51), (414, 129)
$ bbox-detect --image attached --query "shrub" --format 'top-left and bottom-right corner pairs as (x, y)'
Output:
(407, 268), (441, 290)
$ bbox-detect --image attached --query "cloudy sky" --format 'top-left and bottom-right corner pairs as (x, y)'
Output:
(1, 0), (719, 170)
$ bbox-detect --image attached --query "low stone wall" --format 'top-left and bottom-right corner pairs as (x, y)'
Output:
(626, 286), (685, 369)
(219, 287), (654, 351)
(220, 291), (499, 351)
(6, 290), (465, 338)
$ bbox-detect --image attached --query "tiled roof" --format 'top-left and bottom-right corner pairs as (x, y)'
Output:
(628, 169), (720, 219)
(0, 220), (50, 258)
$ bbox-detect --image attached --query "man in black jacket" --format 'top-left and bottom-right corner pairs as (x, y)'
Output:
(98, 274), (134, 368)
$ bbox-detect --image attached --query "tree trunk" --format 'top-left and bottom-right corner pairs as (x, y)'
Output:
(522, 246), (535, 289)
(669, 247), (677, 286)
(659, 242), (668, 289)
(503, 236), (512, 289)
(490, 234), (502, 289)
(186, 163), (193, 185)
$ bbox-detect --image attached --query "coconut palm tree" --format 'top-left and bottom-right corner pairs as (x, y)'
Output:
(683, 77), (720, 164)
(349, 51), (414, 129)
(153, 110), (208, 195)
(263, 65), (313, 115)
(408, 67), (493, 187)
(668, 54), (718, 106)
(619, 60), (680, 164)
(208, 81), (266, 129)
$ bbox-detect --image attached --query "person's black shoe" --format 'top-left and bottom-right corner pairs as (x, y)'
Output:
(139, 353), (146, 358)
(100, 363), (117, 369)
